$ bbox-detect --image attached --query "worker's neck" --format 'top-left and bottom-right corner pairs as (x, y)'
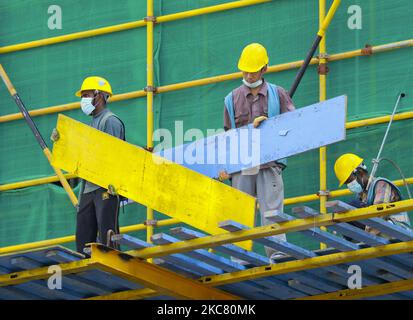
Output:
(249, 83), (263, 96)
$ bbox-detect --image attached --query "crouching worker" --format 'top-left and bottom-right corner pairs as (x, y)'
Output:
(334, 153), (411, 238)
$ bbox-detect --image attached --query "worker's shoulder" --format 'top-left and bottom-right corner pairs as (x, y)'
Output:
(227, 84), (245, 97)
(374, 179), (392, 190)
(104, 111), (123, 126)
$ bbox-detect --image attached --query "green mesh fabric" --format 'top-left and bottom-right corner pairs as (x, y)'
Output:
(1, 0), (412, 253)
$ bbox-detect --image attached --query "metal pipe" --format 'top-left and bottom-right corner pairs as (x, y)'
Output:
(368, 93), (406, 189)
(146, 0), (155, 248)
(0, 173), (76, 192)
(0, 64), (78, 207)
(318, 0), (328, 250)
(0, 0), (269, 55)
(0, 218), (180, 255)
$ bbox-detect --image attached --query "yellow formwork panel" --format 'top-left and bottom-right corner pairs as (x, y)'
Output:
(51, 114), (256, 249)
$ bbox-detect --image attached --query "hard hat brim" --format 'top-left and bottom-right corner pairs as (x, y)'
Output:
(337, 157), (364, 187)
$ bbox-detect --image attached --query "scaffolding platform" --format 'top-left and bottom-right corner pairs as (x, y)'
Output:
(1, 201), (412, 300)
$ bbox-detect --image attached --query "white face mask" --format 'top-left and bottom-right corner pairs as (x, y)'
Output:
(347, 179), (363, 194)
(242, 78), (263, 89)
(80, 97), (95, 116)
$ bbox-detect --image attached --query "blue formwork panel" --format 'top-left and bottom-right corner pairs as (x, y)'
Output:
(0, 246), (142, 300)
(157, 96), (347, 178)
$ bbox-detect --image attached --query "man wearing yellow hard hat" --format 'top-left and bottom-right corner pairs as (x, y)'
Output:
(220, 43), (296, 261)
(334, 153), (411, 237)
(75, 76), (126, 255)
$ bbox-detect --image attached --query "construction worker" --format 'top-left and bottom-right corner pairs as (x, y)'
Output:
(334, 153), (411, 237)
(220, 43), (295, 261)
(74, 76), (125, 255)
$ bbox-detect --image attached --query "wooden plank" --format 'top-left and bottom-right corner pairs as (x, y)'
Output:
(158, 96), (347, 178)
(51, 114), (256, 250)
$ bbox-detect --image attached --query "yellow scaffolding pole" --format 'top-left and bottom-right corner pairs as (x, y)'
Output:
(0, 39), (411, 124)
(0, 173), (76, 191)
(146, 0), (155, 250)
(318, 0), (328, 249)
(0, 0), (269, 55)
(0, 218), (180, 255)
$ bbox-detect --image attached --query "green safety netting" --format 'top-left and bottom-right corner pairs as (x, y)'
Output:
(1, 0), (412, 252)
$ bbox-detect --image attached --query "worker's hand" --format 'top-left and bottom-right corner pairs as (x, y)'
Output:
(50, 128), (60, 142)
(218, 170), (231, 182)
(253, 116), (268, 128)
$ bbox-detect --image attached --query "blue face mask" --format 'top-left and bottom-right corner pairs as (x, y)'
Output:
(242, 78), (263, 88)
(80, 97), (95, 116)
(347, 180), (363, 194)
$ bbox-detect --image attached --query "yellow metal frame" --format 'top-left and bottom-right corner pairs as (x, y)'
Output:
(298, 278), (413, 300)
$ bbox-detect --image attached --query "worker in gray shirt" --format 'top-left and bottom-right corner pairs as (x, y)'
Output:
(74, 76), (125, 255)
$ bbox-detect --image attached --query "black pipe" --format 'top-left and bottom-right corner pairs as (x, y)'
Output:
(13, 94), (48, 150)
(289, 35), (323, 98)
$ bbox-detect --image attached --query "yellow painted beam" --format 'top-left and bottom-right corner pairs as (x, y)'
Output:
(0, 218), (180, 255)
(0, 173), (76, 191)
(298, 278), (413, 300)
(89, 244), (240, 300)
(125, 199), (413, 259)
(51, 115), (256, 250)
(198, 240), (413, 287)
(85, 288), (158, 300)
(0, 259), (94, 287)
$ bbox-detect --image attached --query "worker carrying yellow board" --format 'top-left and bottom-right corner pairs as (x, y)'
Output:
(72, 76), (125, 255)
(219, 43), (295, 261)
(334, 153), (412, 238)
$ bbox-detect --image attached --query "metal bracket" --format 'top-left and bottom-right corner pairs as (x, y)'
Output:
(317, 53), (330, 60)
(144, 219), (158, 227)
(361, 44), (373, 55)
(317, 190), (330, 197)
(318, 63), (330, 75)
(144, 146), (154, 152)
(144, 16), (157, 23)
(144, 86), (157, 93)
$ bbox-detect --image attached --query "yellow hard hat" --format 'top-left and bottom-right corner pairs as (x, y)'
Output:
(75, 76), (113, 97)
(334, 153), (364, 187)
(238, 43), (269, 73)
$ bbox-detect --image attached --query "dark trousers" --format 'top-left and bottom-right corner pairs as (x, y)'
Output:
(76, 188), (120, 255)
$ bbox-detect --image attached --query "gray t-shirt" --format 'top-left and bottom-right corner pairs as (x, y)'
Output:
(83, 108), (125, 194)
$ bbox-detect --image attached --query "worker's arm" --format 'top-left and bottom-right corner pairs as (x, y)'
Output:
(278, 87), (295, 113)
